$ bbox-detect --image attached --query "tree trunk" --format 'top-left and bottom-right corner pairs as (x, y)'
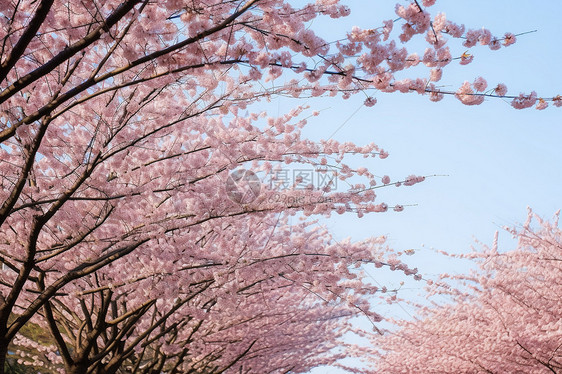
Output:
(0, 333), (8, 374)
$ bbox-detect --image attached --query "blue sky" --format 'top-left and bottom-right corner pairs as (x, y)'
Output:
(285, 1), (562, 372)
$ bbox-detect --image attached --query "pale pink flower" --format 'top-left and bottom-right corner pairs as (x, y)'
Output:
(382, 175), (391, 184)
(463, 29), (480, 47)
(478, 28), (492, 45)
(248, 68), (262, 80)
(356, 167), (368, 175)
(473, 77), (487, 92)
(429, 68), (442, 82)
(489, 38), (501, 50)
(459, 51), (474, 65)
(364, 97), (377, 107)
(435, 47), (451, 66)
(372, 71), (392, 90)
(399, 23), (416, 43)
(429, 89), (444, 102)
(405, 53), (420, 67)
(410, 78), (428, 94)
(494, 83), (508, 96)
(394, 79), (412, 93)
(511, 91), (537, 109)
(433, 13), (447, 32)
(382, 19), (393, 41)
(404, 175), (425, 186)
(426, 32), (446, 48)
(503, 32), (516, 46)
(379, 150), (389, 159)
(444, 21), (465, 38)
(422, 48), (436, 66)
(455, 81), (484, 105)
(294, 62), (307, 73)
(536, 98), (548, 110)
(375, 203), (388, 212)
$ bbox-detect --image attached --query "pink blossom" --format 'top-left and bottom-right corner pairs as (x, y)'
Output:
(429, 68), (442, 82)
(536, 98), (548, 110)
(382, 19), (393, 41)
(426, 31), (446, 48)
(444, 20), (465, 38)
(375, 203), (388, 212)
(459, 51), (474, 65)
(356, 167), (368, 175)
(478, 28), (492, 45)
(511, 91), (537, 109)
(433, 13), (447, 32)
(429, 89), (444, 102)
(463, 29), (480, 47)
(372, 71), (392, 90)
(364, 97), (377, 107)
(412, 78), (427, 94)
(392, 79), (410, 93)
(494, 83), (508, 96)
(422, 48), (436, 66)
(435, 47), (452, 67)
(455, 81), (484, 105)
(403, 175), (425, 186)
(489, 38), (501, 50)
(503, 32), (516, 46)
(405, 53), (420, 67)
(373, 214), (562, 373)
(0, 1), (553, 372)
(473, 77), (487, 92)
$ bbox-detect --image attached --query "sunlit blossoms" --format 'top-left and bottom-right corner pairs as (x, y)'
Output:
(370, 211), (562, 374)
(0, 0), (558, 373)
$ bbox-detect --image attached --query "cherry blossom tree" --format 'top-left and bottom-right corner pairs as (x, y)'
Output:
(370, 211), (562, 373)
(0, 0), (558, 373)
(9, 217), (420, 374)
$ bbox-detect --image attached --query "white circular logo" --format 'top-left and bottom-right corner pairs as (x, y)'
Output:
(225, 169), (261, 204)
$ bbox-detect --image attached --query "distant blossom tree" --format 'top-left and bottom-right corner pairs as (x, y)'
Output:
(0, 0), (558, 373)
(369, 211), (562, 373)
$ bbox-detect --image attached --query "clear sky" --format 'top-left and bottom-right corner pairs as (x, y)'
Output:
(282, 1), (562, 372)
